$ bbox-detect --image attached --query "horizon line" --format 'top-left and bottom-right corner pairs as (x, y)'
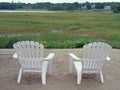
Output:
(0, 1), (120, 4)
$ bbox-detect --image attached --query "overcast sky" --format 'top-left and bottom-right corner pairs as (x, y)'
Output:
(0, 0), (119, 3)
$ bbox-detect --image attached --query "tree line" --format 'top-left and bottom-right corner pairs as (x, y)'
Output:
(0, 2), (120, 12)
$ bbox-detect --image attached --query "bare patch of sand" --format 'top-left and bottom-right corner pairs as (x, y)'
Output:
(0, 49), (120, 90)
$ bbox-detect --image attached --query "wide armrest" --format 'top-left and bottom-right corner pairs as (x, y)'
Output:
(44, 53), (55, 74)
(13, 53), (55, 61)
(106, 56), (110, 61)
(44, 53), (55, 61)
(13, 53), (18, 59)
(69, 53), (81, 61)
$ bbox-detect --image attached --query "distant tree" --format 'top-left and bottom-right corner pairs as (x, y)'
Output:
(0, 2), (11, 9)
(72, 2), (81, 9)
(18, 3), (26, 9)
(113, 4), (120, 13)
(0, 2), (120, 11)
(85, 1), (91, 9)
(61, 3), (74, 10)
(95, 3), (104, 9)
(65, 3), (75, 10)
(49, 4), (63, 10)
(32, 2), (51, 9)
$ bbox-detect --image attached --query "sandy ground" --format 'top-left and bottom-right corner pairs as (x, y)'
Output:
(0, 49), (120, 90)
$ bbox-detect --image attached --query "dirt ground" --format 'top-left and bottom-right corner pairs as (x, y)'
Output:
(0, 49), (120, 90)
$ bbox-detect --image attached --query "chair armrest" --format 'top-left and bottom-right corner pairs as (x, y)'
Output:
(106, 56), (110, 61)
(13, 53), (18, 59)
(69, 53), (81, 61)
(69, 53), (81, 74)
(44, 53), (55, 74)
(44, 53), (55, 61)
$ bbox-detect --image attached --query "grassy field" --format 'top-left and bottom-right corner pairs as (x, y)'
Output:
(0, 10), (120, 48)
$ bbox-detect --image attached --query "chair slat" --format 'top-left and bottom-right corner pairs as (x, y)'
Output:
(13, 41), (44, 68)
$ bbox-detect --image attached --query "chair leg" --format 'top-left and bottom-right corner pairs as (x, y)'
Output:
(42, 61), (48, 85)
(42, 73), (46, 85)
(74, 62), (82, 84)
(99, 71), (104, 83)
(17, 68), (22, 83)
(77, 71), (82, 84)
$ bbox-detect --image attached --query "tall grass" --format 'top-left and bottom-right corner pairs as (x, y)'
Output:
(0, 10), (120, 48)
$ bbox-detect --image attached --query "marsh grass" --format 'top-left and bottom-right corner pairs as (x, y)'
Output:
(0, 10), (120, 48)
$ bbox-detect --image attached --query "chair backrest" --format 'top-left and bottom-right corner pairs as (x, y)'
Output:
(13, 41), (44, 68)
(82, 42), (112, 71)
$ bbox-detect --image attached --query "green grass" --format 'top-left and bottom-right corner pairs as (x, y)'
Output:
(0, 10), (120, 48)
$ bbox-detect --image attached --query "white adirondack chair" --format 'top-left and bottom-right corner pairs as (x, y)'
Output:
(69, 42), (112, 84)
(13, 41), (55, 85)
